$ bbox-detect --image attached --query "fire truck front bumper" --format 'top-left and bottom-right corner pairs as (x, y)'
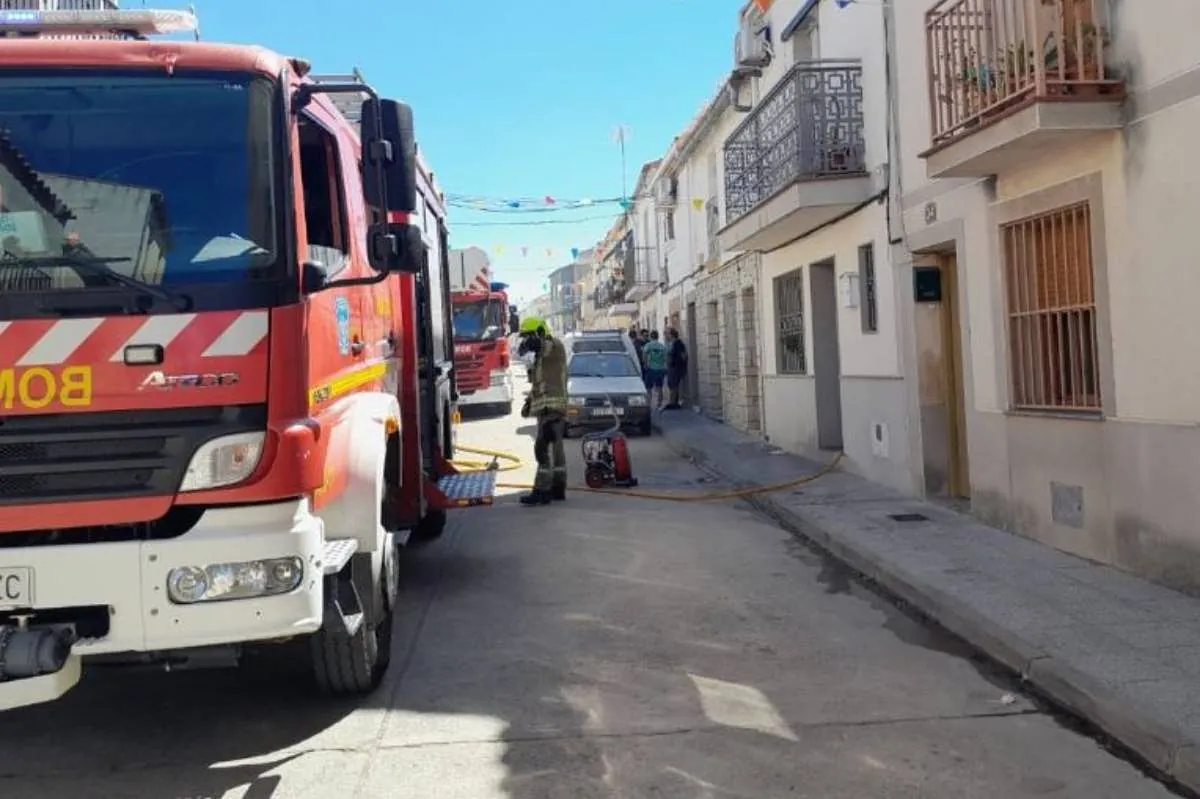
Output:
(457, 370), (514, 407)
(0, 498), (326, 658)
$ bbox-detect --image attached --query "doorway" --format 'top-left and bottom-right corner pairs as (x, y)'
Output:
(809, 260), (843, 450)
(916, 253), (970, 499)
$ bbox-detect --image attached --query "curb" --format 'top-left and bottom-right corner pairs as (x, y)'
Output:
(653, 417), (1200, 796)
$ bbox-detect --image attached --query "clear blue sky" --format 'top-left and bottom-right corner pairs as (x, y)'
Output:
(186, 0), (737, 306)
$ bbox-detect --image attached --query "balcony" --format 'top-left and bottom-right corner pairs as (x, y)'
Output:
(624, 245), (661, 303)
(720, 60), (873, 253)
(922, 0), (1124, 178)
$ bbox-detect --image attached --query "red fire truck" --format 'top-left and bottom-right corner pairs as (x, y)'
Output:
(0, 9), (494, 710)
(449, 247), (516, 415)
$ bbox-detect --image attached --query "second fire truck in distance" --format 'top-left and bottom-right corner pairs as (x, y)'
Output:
(448, 246), (516, 415)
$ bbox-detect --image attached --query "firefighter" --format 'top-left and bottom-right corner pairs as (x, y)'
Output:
(517, 316), (568, 505)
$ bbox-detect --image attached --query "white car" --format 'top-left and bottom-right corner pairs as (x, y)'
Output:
(564, 351), (651, 436)
(561, 330), (640, 366)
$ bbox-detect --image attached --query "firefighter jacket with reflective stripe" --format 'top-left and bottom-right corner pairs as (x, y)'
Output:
(530, 336), (568, 416)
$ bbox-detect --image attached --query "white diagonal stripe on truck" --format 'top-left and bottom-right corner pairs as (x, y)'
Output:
(108, 313), (198, 362)
(0, 322), (9, 337)
(17, 318), (105, 366)
(201, 311), (268, 357)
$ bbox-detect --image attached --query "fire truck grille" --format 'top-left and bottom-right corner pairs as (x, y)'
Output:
(456, 359), (488, 393)
(0, 405), (268, 506)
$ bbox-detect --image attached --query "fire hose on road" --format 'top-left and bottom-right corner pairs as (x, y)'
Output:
(449, 444), (845, 502)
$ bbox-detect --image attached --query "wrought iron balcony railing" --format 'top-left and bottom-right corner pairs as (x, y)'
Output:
(925, 0), (1123, 149)
(724, 60), (866, 223)
(593, 279), (630, 309)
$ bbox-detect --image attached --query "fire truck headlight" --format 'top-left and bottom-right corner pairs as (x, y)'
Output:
(167, 557), (304, 604)
(179, 432), (266, 492)
(627, 394), (648, 407)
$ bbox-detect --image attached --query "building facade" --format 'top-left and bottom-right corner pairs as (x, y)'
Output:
(716, 0), (907, 490)
(893, 0), (1200, 590)
(547, 257), (590, 335)
(632, 79), (757, 423)
(591, 216), (638, 330)
(626, 160), (664, 333)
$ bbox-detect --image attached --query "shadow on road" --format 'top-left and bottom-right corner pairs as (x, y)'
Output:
(368, 513), (631, 798)
(0, 650), (359, 797)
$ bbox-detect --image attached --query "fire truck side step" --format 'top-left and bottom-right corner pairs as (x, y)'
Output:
(435, 470), (498, 508)
(321, 539), (359, 575)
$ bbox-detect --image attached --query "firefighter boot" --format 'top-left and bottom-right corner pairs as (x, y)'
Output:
(519, 490), (553, 506)
(551, 483), (567, 502)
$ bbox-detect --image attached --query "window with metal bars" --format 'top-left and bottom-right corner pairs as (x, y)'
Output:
(774, 268), (806, 374)
(858, 242), (878, 333)
(1001, 202), (1101, 413)
(722, 293), (739, 376)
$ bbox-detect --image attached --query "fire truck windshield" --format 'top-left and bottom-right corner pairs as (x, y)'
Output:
(0, 70), (279, 311)
(453, 298), (505, 341)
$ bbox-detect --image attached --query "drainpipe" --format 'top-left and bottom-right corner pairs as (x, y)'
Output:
(881, 0), (905, 246)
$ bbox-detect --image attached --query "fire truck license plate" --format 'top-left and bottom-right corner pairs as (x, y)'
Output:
(0, 568), (33, 610)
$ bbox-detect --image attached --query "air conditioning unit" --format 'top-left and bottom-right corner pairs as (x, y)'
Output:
(654, 177), (677, 207)
(735, 21), (772, 69)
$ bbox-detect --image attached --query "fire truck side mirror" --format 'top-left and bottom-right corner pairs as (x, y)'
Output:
(364, 222), (424, 275)
(361, 98), (417, 215)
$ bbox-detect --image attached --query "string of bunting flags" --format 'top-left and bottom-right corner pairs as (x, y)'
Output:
(447, 193), (714, 214)
(459, 195), (714, 259)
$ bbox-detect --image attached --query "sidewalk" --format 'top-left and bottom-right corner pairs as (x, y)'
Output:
(655, 408), (1200, 794)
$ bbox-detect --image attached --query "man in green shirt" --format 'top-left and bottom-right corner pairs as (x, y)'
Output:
(641, 330), (669, 409)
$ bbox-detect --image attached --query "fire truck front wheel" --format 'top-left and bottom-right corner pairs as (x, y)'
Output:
(308, 540), (397, 695)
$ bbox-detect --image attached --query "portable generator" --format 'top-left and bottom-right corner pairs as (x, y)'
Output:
(580, 402), (638, 489)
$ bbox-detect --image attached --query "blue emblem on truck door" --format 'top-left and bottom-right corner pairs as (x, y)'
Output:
(335, 297), (351, 356)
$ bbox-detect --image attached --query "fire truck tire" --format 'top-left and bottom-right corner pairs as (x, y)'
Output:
(410, 508), (447, 544)
(309, 554), (393, 696)
(500, 401), (514, 416)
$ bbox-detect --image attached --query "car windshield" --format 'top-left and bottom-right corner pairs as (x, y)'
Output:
(0, 70), (278, 298)
(453, 298), (505, 341)
(568, 353), (640, 378)
(571, 337), (626, 354)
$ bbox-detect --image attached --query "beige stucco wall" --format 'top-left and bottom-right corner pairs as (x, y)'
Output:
(893, 0), (1200, 590)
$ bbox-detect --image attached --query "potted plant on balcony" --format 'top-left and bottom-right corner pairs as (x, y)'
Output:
(1040, 0), (1114, 92)
(996, 42), (1037, 99)
(953, 48), (996, 125)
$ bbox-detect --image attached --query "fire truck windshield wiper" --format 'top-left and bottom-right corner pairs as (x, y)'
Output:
(3, 254), (193, 311)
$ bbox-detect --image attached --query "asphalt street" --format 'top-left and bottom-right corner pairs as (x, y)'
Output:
(0, 388), (1181, 798)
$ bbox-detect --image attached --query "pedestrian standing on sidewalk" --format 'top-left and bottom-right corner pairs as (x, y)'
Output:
(641, 330), (669, 408)
(627, 327), (644, 384)
(663, 328), (688, 410)
(517, 317), (568, 506)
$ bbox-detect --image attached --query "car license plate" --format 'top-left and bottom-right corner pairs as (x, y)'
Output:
(0, 567), (33, 610)
(592, 406), (624, 417)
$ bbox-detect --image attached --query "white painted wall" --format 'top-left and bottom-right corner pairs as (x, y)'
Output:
(894, 0), (1200, 424)
(637, 93), (738, 336)
(760, 202), (897, 378)
(756, 0), (896, 379)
